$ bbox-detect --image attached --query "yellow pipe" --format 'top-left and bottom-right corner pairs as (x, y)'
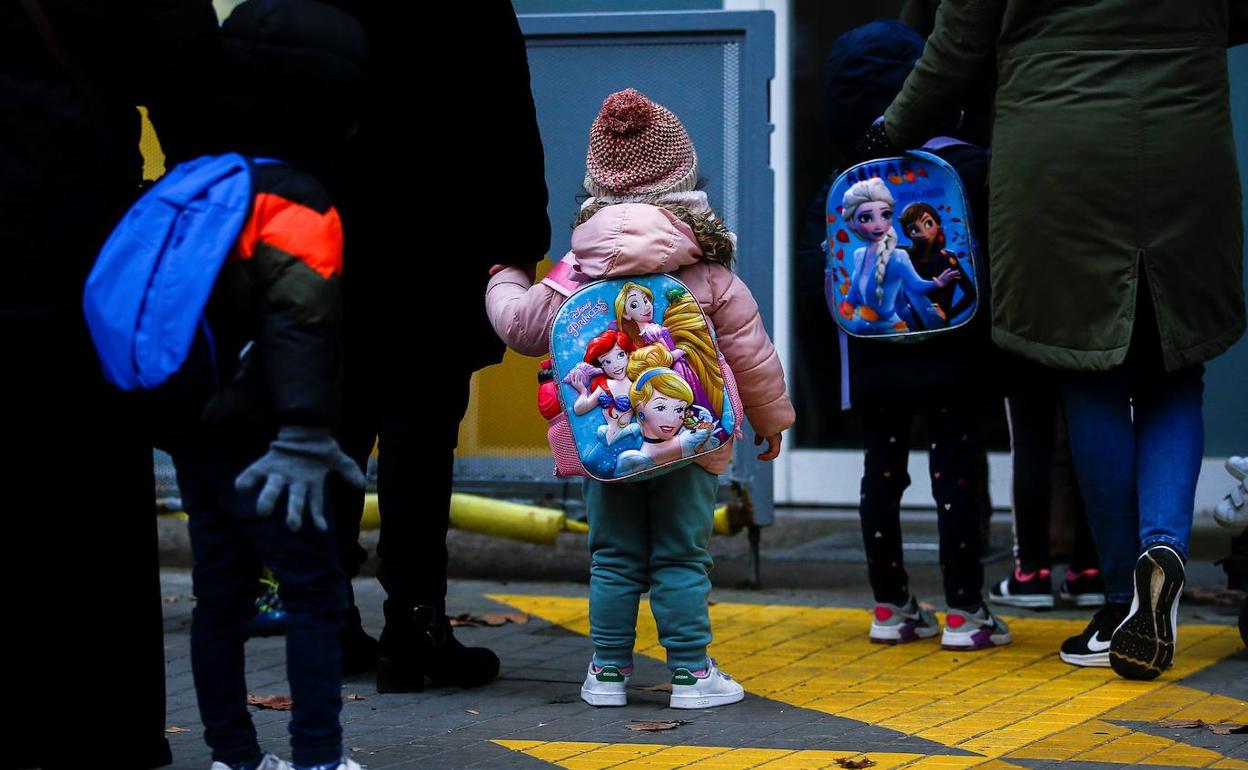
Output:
(163, 492), (749, 544)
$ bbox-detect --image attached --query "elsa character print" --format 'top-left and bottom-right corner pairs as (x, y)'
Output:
(841, 177), (959, 334)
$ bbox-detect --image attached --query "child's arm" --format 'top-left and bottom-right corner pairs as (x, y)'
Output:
(485, 266), (562, 356)
(234, 180), (365, 530)
(704, 266), (796, 441)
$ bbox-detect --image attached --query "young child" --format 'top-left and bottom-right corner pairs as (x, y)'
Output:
(158, 3), (368, 769)
(801, 21), (1010, 650)
(487, 89), (794, 709)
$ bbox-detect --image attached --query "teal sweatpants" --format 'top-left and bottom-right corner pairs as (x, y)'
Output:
(584, 463), (718, 671)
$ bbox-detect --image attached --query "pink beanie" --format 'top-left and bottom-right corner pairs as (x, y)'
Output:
(584, 89), (698, 198)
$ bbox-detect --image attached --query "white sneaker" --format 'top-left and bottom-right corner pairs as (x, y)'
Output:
(941, 605), (1012, 650)
(580, 660), (630, 707)
(1214, 456), (1247, 530)
(669, 658), (744, 709)
(211, 754), (291, 770)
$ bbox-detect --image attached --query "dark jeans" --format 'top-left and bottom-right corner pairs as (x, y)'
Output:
(858, 398), (987, 609)
(176, 454), (346, 767)
(1006, 390), (1099, 573)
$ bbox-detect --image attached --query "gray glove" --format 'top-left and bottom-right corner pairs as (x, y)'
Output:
(235, 426), (367, 532)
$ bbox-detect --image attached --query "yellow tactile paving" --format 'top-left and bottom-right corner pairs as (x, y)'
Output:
(489, 595), (1248, 769)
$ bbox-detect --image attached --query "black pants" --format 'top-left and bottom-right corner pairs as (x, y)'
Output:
(1006, 390), (1099, 573)
(858, 399), (986, 609)
(7, 312), (170, 770)
(333, 356), (472, 623)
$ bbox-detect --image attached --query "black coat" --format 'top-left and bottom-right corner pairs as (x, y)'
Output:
(326, 0), (552, 373)
(0, 0), (221, 317)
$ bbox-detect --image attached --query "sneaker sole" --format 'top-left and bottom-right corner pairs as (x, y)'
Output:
(1110, 545), (1184, 681)
(670, 690), (745, 709)
(989, 592), (1055, 609)
(1060, 592), (1108, 608)
(942, 627), (1013, 650)
(869, 622), (940, 644)
(580, 688), (627, 707)
(1060, 650), (1110, 667)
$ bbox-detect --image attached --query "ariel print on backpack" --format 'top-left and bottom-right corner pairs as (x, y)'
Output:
(826, 149), (979, 340)
(549, 274), (737, 481)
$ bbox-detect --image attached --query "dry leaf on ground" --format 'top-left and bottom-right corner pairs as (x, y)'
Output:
(248, 694), (292, 711)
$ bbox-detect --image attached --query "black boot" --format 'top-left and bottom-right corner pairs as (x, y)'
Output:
(341, 604), (379, 676)
(376, 604), (500, 693)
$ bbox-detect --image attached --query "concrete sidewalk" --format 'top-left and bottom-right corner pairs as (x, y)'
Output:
(160, 570), (1247, 770)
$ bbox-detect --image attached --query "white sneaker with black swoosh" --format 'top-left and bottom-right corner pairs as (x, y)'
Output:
(1060, 605), (1126, 667)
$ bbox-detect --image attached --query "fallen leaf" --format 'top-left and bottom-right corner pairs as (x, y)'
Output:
(1159, 719), (1205, 729)
(350, 748), (362, 753)
(248, 694), (292, 711)
(449, 612), (529, 627)
(636, 683), (673, 693)
(1208, 723), (1248, 735)
(345, 693), (366, 701)
(162, 595), (180, 605)
(707, 598), (717, 606)
(835, 757), (875, 769)
(164, 726), (186, 734)
(626, 720), (691, 732)
(466, 709), (480, 715)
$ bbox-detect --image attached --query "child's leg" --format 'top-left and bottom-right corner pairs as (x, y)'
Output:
(1006, 392), (1057, 574)
(585, 478), (651, 669)
(646, 465), (718, 671)
(177, 457), (265, 767)
(859, 403), (915, 605)
(925, 400), (987, 609)
(247, 477), (348, 767)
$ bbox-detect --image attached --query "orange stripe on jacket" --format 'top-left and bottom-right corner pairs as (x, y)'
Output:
(235, 193), (344, 279)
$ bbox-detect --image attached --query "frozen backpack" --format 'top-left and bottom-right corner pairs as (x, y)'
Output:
(541, 261), (742, 482)
(826, 138), (980, 342)
(83, 154), (267, 391)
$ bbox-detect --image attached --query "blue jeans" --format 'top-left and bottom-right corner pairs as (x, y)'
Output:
(176, 454), (347, 767)
(1060, 366), (1204, 604)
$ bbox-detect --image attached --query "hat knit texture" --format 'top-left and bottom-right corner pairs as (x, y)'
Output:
(584, 88), (698, 197)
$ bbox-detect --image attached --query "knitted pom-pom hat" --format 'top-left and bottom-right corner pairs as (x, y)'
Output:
(584, 88), (698, 198)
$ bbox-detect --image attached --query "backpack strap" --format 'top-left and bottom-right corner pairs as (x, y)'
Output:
(921, 136), (974, 152)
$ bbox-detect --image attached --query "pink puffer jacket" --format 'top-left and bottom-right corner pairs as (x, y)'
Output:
(486, 203), (795, 475)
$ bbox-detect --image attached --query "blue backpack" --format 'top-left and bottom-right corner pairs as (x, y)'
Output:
(826, 139), (981, 342)
(83, 154), (260, 391)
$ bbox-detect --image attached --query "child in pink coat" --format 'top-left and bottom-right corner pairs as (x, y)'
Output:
(486, 89), (794, 710)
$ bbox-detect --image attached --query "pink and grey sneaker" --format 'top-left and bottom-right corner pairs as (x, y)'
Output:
(869, 596), (939, 644)
(1059, 568), (1107, 607)
(941, 605), (1012, 650)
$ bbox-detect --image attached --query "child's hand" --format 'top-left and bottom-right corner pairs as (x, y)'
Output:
(754, 432), (783, 461)
(934, 269), (961, 288)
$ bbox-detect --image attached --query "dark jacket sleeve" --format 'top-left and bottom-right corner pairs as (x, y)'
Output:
(486, 1), (551, 267)
(245, 190), (344, 428)
(884, 0), (1005, 148)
